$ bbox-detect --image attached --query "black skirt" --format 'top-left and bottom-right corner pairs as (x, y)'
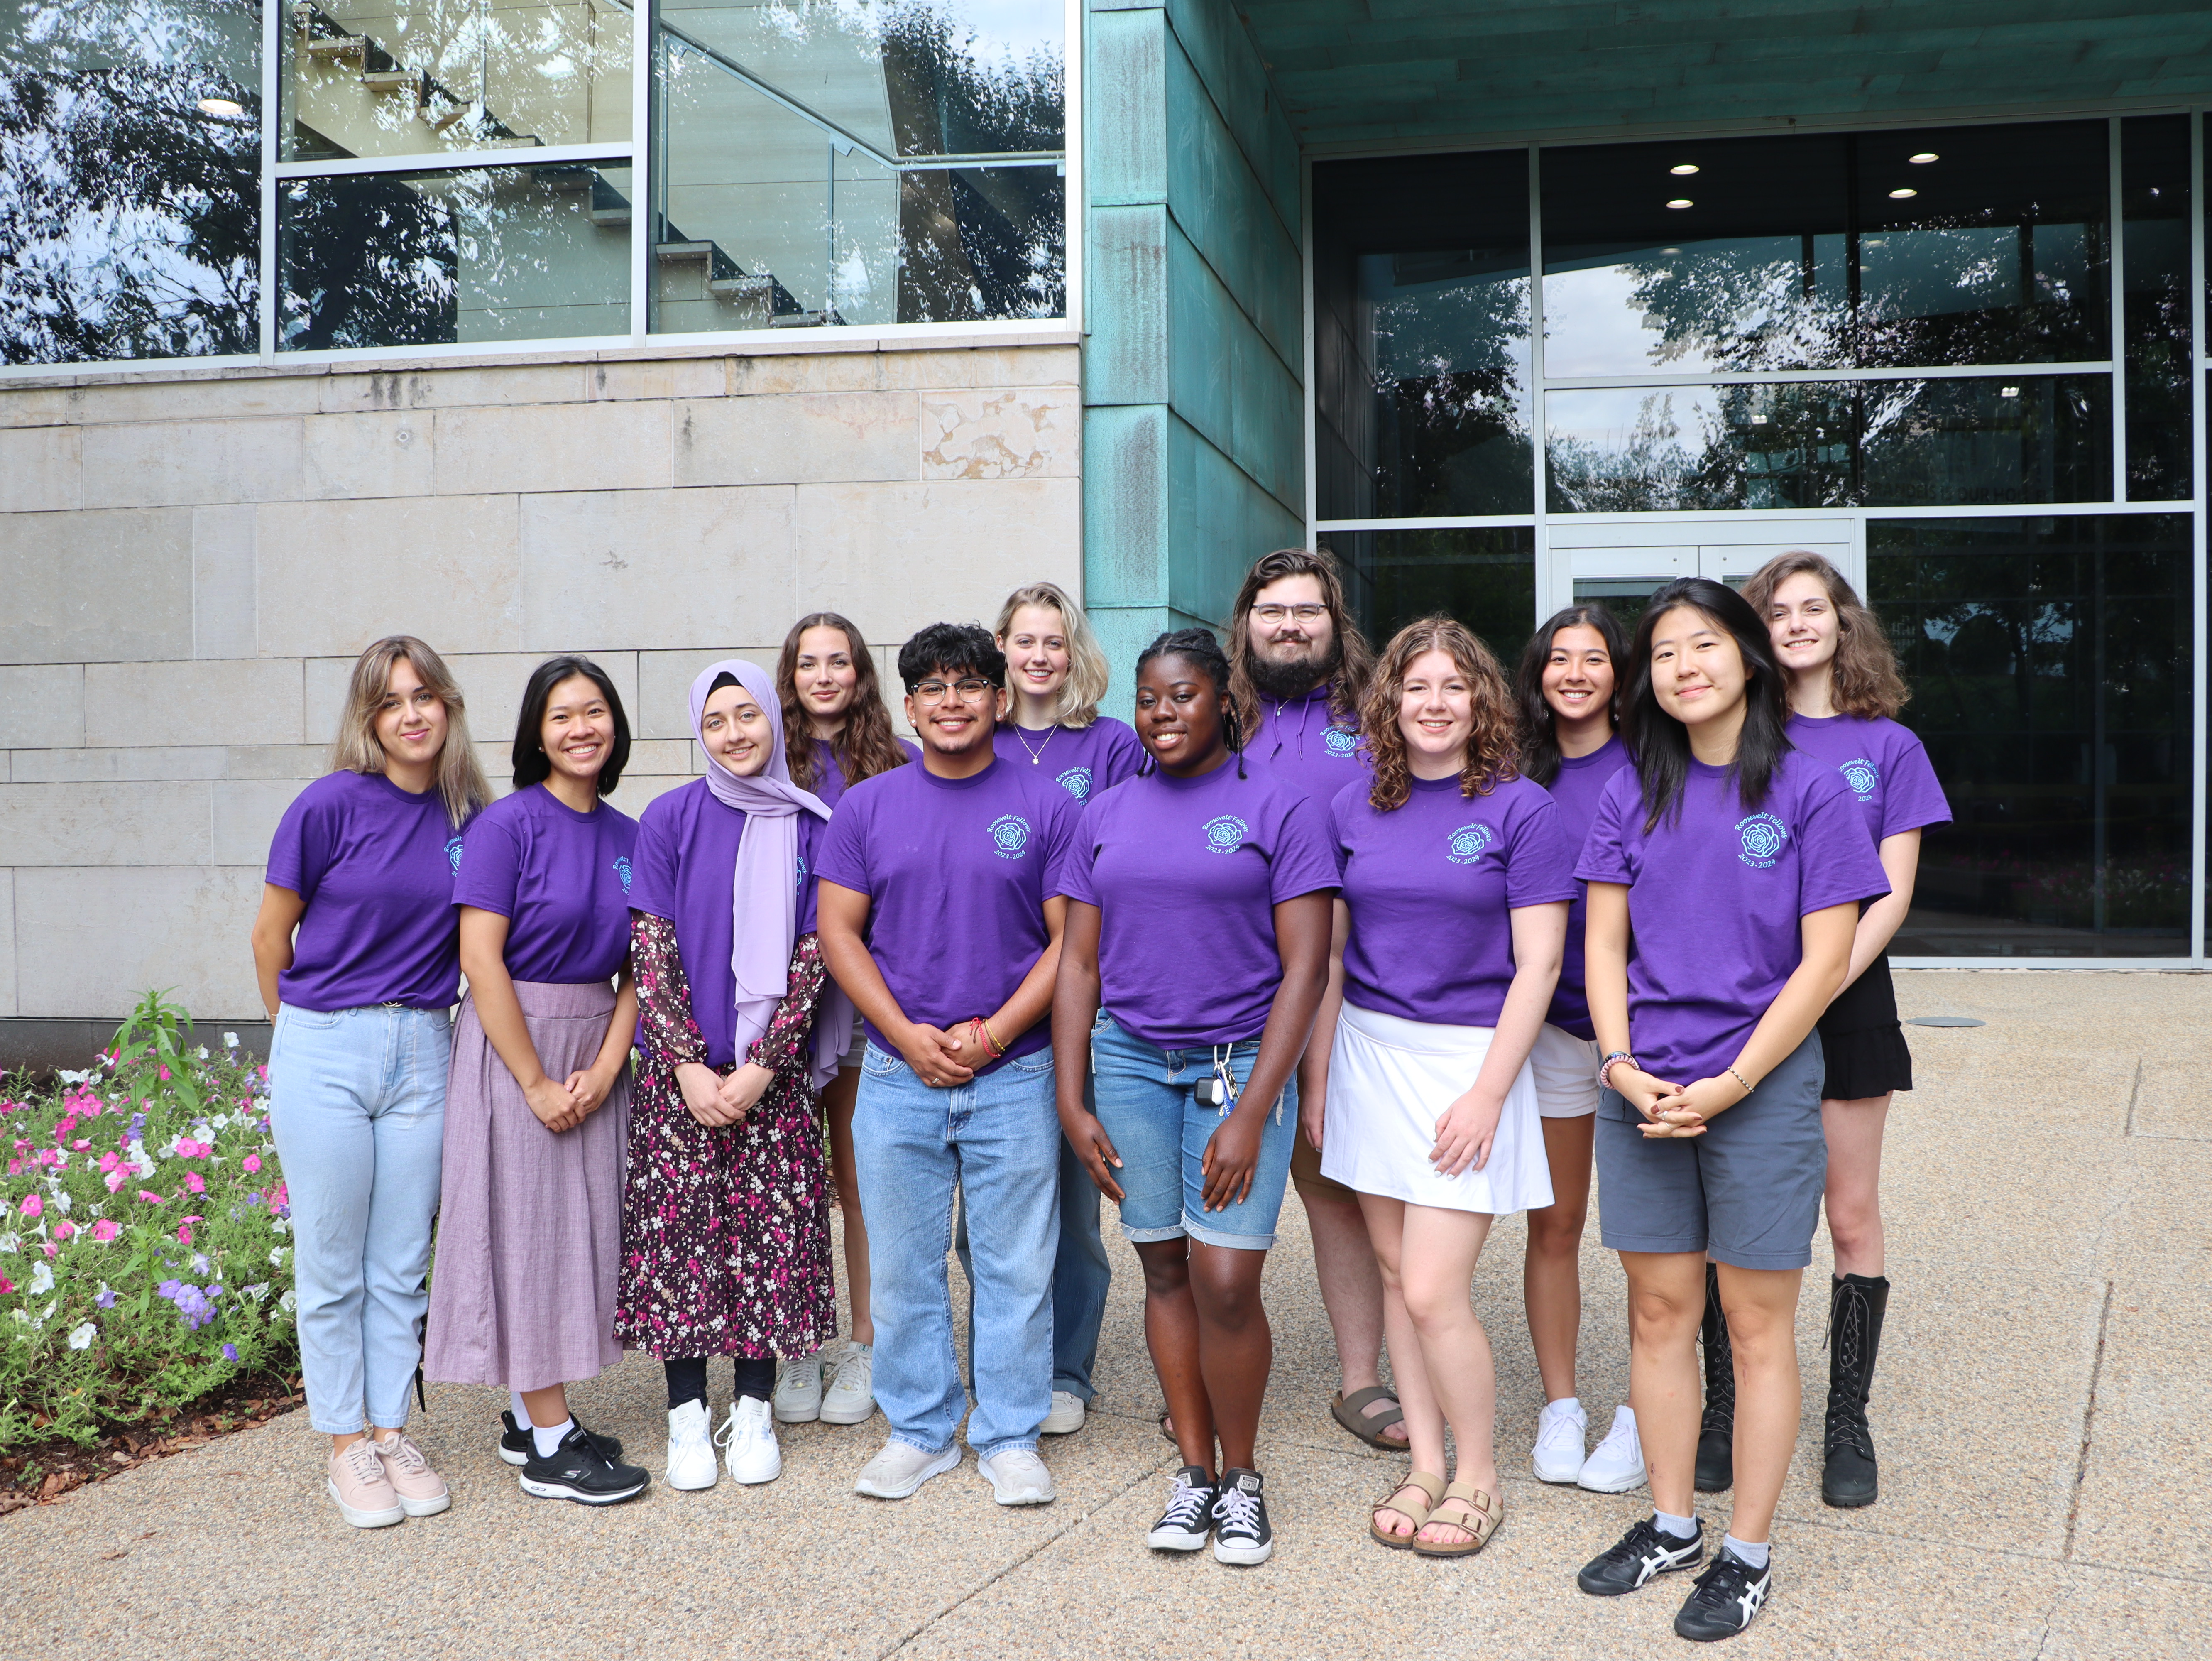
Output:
(1816, 953), (1913, 1099)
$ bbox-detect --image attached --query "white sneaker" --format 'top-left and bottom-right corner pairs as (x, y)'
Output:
(773, 1353), (823, 1423)
(715, 1395), (781, 1485)
(1577, 1404), (1648, 1493)
(854, 1436), (961, 1499)
(1040, 1389), (1086, 1436)
(976, 1446), (1057, 1506)
(665, 1398), (718, 1491)
(820, 1343), (876, 1425)
(1532, 1396), (1589, 1484)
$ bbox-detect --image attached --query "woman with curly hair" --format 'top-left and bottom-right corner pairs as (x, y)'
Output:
(1310, 616), (1576, 1559)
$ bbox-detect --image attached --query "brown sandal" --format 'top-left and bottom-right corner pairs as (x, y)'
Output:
(1410, 1481), (1503, 1558)
(1331, 1386), (1412, 1452)
(1368, 1470), (1444, 1549)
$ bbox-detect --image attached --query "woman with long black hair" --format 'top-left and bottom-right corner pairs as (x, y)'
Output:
(1572, 579), (1887, 1641)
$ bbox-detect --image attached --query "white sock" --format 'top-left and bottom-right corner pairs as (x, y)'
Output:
(510, 1390), (533, 1429)
(1722, 1533), (1770, 1569)
(532, 1417), (575, 1458)
(1654, 1509), (1699, 1540)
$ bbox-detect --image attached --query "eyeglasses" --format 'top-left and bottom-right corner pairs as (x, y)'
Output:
(1250, 603), (1329, 625)
(911, 677), (996, 704)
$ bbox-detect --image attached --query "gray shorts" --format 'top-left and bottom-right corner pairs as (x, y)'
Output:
(1595, 1032), (1826, 1271)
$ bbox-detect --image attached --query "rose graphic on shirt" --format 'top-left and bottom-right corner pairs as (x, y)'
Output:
(1736, 813), (1789, 869)
(1446, 822), (1496, 865)
(1056, 766), (1094, 800)
(1203, 814), (1251, 854)
(612, 855), (633, 893)
(1841, 758), (1880, 799)
(1323, 727), (1360, 758)
(988, 814), (1033, 859)
(445, 835), (465, 872)
(793, 853), (807, 897)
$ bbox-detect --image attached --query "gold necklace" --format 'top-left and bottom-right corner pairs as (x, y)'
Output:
(1013, 724), (1057, 765)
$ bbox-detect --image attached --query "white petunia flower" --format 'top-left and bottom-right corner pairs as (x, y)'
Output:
(278, 1288), (297, 1313)
(66, 1322), (96, 1350)
(269, 1247), (286, 1267)
(28, 1261), (54, 1295)
(223, 1033), (239, 1049)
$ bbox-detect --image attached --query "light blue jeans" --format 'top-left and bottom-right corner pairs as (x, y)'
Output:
(854, 1041), (1060, 1457)
(268, 1003), (451, 1434)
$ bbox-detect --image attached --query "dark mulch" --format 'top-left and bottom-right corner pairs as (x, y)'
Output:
(0, 1372), (303, 1516)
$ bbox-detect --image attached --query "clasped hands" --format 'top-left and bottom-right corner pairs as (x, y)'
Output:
(524, 1064), (623, 1134)
(674, 1059), (776, 1128)
(896, 1017), (1001, 1088)
(1611, 1068), (1746, 1138)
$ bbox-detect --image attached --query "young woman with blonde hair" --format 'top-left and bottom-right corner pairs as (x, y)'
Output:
(1315, 617), (1576, 1558)
(250, 635), (491, 1528)
(1743, 550), (1948, 1510)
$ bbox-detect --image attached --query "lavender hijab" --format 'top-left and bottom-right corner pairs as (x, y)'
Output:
(690, 660), (850, 1085)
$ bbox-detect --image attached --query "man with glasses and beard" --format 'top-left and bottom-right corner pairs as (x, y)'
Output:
(1223, 548), (1408, 1457)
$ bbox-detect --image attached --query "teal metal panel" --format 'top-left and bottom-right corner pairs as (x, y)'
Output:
(1084, 204), (1170, 408)
(1166, 412), (1305, 625)
(1087, 8), (1168, 208)
(1164, 225), (1236, 463)
(1163, 0), (1302, 229)
(1082, 403), (1170, 609)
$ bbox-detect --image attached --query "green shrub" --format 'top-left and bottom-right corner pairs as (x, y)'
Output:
(1, 992), (295, 1449)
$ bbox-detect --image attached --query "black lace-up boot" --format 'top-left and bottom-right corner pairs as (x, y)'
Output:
(1694, 1262), (1734, 1492)
(1822, 1271), (1891, 1507)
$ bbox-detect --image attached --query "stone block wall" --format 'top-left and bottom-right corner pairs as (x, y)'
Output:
(0, 341), (1082, 1041)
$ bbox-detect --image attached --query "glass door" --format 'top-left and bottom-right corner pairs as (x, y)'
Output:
(1545, 515), (1857, 633)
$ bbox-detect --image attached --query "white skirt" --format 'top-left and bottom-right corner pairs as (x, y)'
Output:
(1319, 1002), (1556, 1217)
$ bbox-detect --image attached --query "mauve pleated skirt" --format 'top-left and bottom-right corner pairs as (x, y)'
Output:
(424, 980), (628, 1392)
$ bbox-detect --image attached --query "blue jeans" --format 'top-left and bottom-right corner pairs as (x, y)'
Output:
(267, 1003), (451, 1434)
(1089, 1012), (1298, 1250)
(853, 1042), (1060, 1456)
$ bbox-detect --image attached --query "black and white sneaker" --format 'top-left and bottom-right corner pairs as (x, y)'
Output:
(1145, 1465), (1217, 1551)
(1575, 1516), (1705, 1595)
(1210, 1468), (1272, 1565)
(500, 1410), (624, 1468)
(519, 1424), (651, 1505)
(1674, 1546), (1772, 1641)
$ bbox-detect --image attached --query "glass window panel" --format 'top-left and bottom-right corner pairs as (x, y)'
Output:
(2121, 115), (2190, 500)
(1329, 527), (1537, 661)
(278, 162), (631, 348)
(281, 0), (631, 162)
(1, 0), (260, 365)
(1311, 152), (1532, 519)
(1870, 514), (2191, 957)
(1860, 375), (2111, 506)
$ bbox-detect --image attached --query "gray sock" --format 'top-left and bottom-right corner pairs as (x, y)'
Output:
(1654, 1509), (1699, 1540)
(1722, 1533), (1770, 1569)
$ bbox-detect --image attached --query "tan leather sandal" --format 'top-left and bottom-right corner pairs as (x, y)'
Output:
(1410, 1481), (1503, 1558)
(1368, 1470), (1444, 1549)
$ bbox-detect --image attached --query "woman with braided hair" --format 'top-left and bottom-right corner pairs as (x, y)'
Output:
(1052, 627), (1338, 1567)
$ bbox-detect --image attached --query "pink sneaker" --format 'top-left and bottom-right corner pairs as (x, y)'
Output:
(327, 1439), (405, 1528)
(373, 1431), (453, 1517)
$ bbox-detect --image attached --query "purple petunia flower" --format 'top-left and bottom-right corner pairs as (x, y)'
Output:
(221, 1343), (238, 1361)
(96, 1288), (116, 1308)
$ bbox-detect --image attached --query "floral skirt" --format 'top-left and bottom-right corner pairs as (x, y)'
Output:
(612, 1061), (837, 1361)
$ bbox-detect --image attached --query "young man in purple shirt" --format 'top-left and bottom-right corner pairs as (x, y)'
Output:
(1223, 546), (1404, 1455)
(817, 624), (1078, 1510)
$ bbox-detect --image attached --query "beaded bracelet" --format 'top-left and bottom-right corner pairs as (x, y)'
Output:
(1726, 1066), (1754, 1098)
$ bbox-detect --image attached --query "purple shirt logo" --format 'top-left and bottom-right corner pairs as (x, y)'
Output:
(988, 814), (1033, 860)
(1323, 727), (1360, 758)
(445, 835), (465, 872)
(1840, 758), (1880, 799)
(1736, 813), (1789, 869)
(1446, 822), (1496, 865)
(612, 855), (633, 893)
(1055, 766), (1094, 800)
(1203, 814), (1251, 855)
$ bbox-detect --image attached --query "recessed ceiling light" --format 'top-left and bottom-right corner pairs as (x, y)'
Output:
(1999, 385), (2021, 397)
(1659, 247), (1682, 255)
(1889, 187), (1917, 199)
(1908, 152), (1938, 164)
(1670, 163), (1699, 176)
(196, 97), (244, 117)
(1666, 198), (1693, 210)
(1750, 413), (1770, 425)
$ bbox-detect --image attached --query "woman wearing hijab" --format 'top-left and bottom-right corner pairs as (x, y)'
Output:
(615, 661), (849, 1492)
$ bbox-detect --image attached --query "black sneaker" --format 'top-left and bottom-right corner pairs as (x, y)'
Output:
(1576, 1516), (1705, 1595)
(500, 1411), (624, 1468)
(1210, 1468), (1272, 1565)
(518, 1424), (651, 1505)
(1674, 1546), (1773, 1641)
(1145, 1465), (1216, 1552)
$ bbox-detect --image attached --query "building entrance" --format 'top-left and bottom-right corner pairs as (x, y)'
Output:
(1549, 515), (1856, 629)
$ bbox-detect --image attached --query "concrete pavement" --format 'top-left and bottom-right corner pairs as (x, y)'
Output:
(4, 970), (2207, 1658)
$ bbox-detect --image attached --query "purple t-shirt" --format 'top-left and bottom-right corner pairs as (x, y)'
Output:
(1575, 750), (1890, 1088)
(1062, 761), (1341, 1048)
(806, 736), (919, 810)
(992, 716), (1144, 806)
(452, 786), (639, 985)
(629, 779), (825, 1070)
(1250, 684), (1368, 804)
(1332, 772), (1580, 1028)
(815, 757), (1077, 1072)
(1785, 713), (1951, 849)
(265, 771), (467, 1012)
(1542, 734), (1633, 1039)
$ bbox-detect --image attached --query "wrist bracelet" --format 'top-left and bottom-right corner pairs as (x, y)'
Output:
(982, 1016), (1007, 1057)
(1726, 1066), (1754, 1098)
(1597, 1051), (1637, 1092)
(971, 1017), (1006, 1060)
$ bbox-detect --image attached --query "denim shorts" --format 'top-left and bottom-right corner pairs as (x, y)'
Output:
(1088, 1012), (1298, 1251)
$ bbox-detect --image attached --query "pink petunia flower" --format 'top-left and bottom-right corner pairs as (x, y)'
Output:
(18, 1193), (42, 1218)
(176, 1225), (193, 1244)
(89, 1220), (120, 1242)
(137, 1190), (165, 1203)
(52, 1220), (76, 1240)
(242, 1154), (262, 1174)
(183, 1171), (206, 1195)
(0, 1274), (10, 1294)
(105, 1170), (129, 1193)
